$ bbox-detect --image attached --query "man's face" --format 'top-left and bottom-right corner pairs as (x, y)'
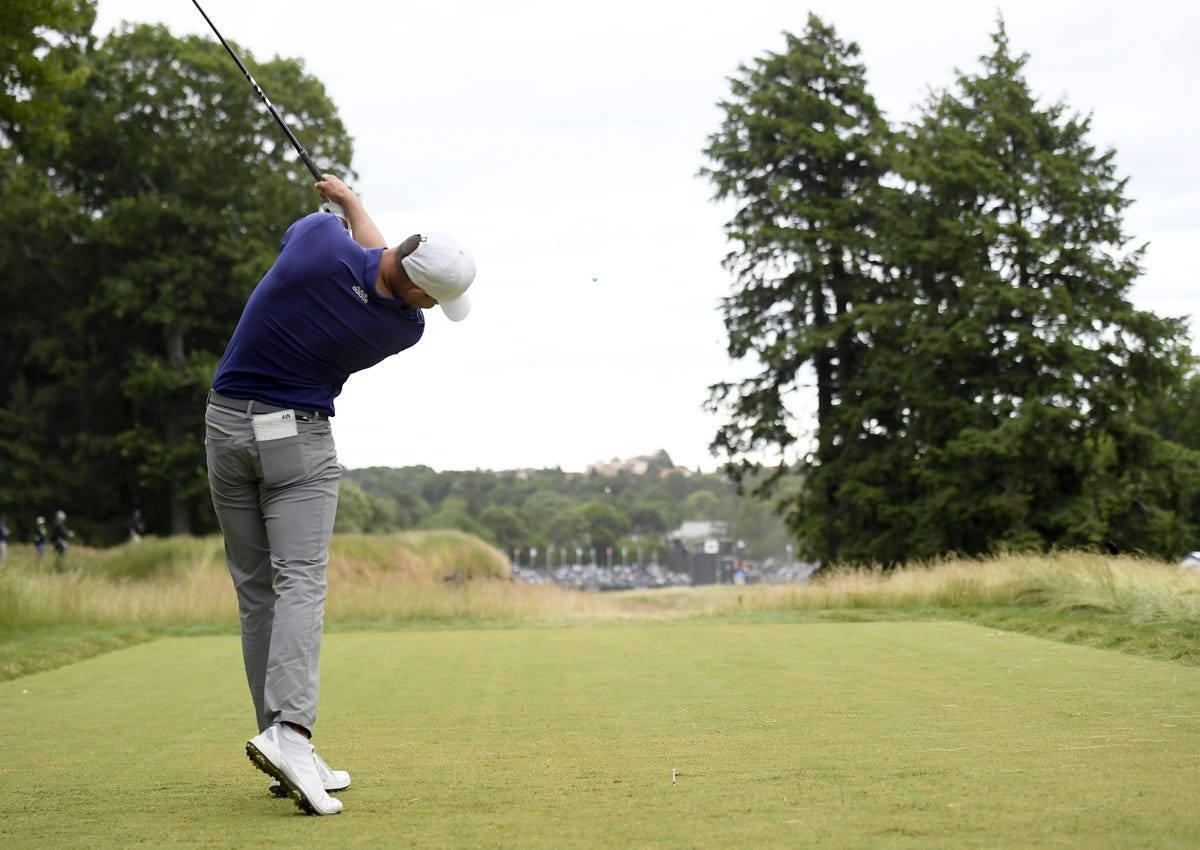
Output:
(403, 287), (437, 309)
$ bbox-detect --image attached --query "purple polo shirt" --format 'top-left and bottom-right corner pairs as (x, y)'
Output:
(212, 213), (424, 416)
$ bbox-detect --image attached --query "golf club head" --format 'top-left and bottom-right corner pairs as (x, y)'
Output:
(320, 200), (352, 236)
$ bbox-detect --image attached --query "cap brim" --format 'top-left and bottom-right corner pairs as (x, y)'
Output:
(440, 292), (471, 322)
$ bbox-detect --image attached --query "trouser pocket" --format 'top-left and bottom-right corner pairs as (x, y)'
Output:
(258, 435), (307, 487)
(257, 419), (337, 488)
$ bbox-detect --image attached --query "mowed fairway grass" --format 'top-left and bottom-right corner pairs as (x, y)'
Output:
(2, 621), (1199, 848)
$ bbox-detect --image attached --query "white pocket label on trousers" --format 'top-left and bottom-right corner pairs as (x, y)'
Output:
(251, 410), (299, 442)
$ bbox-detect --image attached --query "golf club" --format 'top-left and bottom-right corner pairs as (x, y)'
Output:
(190, 0), (351, 233)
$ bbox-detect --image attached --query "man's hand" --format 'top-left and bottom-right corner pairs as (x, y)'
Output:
(315, 174), (357, 207)
(314, 174), (387, 250)
(313, 175), (354, 235)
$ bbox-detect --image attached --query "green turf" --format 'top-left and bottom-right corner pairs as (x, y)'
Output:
(2, 622), (1198, 848)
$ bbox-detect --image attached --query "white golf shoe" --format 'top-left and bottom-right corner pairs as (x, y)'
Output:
(269, 745), (350, 797)
(246, 724), (343, 815)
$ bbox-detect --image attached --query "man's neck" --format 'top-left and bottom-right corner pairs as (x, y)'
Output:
(375, 248), (399, 299)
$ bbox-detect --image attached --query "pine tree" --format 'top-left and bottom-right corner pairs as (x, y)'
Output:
(850, 19), (1195, 559)
(701, 14), (892, 561)
(702, 16), (1198, 564)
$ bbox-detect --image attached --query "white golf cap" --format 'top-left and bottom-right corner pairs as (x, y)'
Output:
(400, 232), (476, 321)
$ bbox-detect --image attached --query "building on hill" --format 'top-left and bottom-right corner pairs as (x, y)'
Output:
(586, 451), (693, 478)
(587, 455), (653, 476)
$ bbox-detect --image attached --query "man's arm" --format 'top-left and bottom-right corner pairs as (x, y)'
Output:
(314, 174), (387, 249)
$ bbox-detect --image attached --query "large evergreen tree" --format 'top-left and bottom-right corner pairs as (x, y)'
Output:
(877, 21), (1196, 560)
(700, 14), (891, 559)
(704, 17), (1199, 564)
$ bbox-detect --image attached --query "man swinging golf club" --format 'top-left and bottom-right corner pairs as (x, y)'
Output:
(205, 176), (475, 815)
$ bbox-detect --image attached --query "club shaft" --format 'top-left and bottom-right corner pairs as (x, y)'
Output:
(190, 0), (324, 182)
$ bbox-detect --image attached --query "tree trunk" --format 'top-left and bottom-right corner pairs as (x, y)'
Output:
(812, 283), (838, 561)
(170, 488), (191, 535)
(166, 326), (192, 535)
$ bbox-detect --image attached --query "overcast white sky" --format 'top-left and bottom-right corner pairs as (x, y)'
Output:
(95, 1), (1199, 472)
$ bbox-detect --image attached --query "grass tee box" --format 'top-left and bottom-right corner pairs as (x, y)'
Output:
(2, 621), (1199, 848)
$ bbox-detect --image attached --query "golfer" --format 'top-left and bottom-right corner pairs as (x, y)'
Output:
(205, 175), (475, 815)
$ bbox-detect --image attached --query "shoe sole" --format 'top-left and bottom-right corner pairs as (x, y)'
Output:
(246, 740), (338, 816)
(270, 780), (350, 798)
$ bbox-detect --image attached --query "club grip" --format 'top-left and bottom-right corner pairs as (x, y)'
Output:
(301, 152), (324, 182)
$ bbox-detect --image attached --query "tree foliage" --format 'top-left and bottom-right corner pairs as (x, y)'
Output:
(701, 14), (891, 559)
(479, 505), (530, 553)
(346, 464), (794, 562)
(704, 15), (1200, 564)
(334, 478), (399, 533)
(0, 0), (94, 148)
(0, 19), (353, 542)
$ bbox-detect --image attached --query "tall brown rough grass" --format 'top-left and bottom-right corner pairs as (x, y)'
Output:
(0, 531), (618, 629)
(2, 539), (1197, 631)
(646, 552), (1200, 624)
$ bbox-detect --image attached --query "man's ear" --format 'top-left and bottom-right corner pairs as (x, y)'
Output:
(393, 252), (416, 289)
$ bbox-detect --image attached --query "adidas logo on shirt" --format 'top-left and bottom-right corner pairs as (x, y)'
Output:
(352, 285), (369, 304)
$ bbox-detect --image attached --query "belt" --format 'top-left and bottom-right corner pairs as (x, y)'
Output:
(207, 390), (329, 421)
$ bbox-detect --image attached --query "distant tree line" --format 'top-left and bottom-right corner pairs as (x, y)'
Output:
(0, 1), (353, 544)
(702, 14), (1200, 565)
(340, 452), (795, 564)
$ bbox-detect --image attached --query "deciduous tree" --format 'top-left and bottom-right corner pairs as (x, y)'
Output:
(42, 24), (353, 536)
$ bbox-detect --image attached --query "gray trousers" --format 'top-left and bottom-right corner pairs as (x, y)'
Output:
(205, 401), (341, 734)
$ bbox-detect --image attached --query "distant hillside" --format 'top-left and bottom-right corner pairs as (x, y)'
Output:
(341, 456), (795, 563)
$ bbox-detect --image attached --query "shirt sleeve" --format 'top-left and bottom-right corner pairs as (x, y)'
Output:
(280, 220), (299, 250)
(280, 213), (348, 252)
